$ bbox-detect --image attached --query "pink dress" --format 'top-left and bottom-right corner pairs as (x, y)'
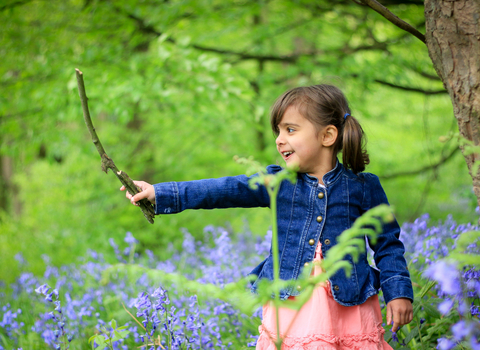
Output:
(256, 243), (393, 350)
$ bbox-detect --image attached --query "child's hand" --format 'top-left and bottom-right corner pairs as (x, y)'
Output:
(120, 181), (156, 205)
(386, 298), (413, 332)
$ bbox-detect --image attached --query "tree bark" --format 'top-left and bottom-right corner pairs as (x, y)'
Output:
(424, 0), (480, 208)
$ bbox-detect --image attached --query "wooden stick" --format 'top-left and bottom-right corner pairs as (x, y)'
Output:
(75, 68), (155, 224)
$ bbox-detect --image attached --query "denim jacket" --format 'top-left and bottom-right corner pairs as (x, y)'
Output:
(153, 161), (414, 306)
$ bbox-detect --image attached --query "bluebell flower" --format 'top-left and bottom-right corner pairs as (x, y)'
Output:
(423, 261), (462, 295)
(391, 331), (398, 342)
(45, 292), (54, 302)
(35, 284), (50, 295)
(109, 238), (126, 263)
(452, 320), (470, 340)
(0, 305), (25, 339)
(471, 302), (480, 316)
(437, 337), (456, 350)
(124, 231), (138, 245)
(14, 253), (26, 265)
(438, 299), (455, 314)
(41, 254), (51, 264)
(44, 266), (60, 279)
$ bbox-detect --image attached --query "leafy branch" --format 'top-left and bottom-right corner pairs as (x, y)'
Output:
(75, 68), (155, 224)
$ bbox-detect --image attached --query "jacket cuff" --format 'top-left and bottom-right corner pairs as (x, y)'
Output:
(153, 182), (179, 215)
(381, 276), (414, 305)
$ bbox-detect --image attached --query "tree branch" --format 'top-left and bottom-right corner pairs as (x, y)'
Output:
(410, 67), (441, 81)
(75, 68), (155, 224)
(0, 0), (33, 12)
(356, 0), (426, 43)
(379, 0), (425, 5)
(373, 79), (447, 94)
(0, 107), (43, 121)
(113, 4), (320, 63)
(380, 147), (459, 179)
(348, 73), (447, 94)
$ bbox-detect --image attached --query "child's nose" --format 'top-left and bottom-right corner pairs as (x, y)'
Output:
(276, 134), (285, 146)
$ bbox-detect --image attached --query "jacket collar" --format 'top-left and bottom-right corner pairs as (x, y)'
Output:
(301, 159), (344, 187)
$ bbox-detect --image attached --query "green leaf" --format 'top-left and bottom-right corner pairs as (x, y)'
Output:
(417, 279), (437, 299)
(118, 330), (130, 338)
(403, 326), (419, 345)
(88, 335), (98, 344)
(423, 302), (442, 319)
(91, 335), (107, 350)
(112, 330), (123, 342)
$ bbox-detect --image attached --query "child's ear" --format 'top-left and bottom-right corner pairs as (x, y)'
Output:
(322, 125), (338, 147)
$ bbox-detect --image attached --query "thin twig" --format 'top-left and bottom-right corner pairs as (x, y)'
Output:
(122, 303), (146, 331)
(380, 147), (459, 179)
(357, 0), (426, 43)
(75, 68), (155, 224)
(373, 79), (446, 95)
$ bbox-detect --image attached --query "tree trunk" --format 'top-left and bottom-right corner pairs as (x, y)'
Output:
(0, 155), (21, 217)
(0, 155), (8, 214)
(424, 0), (480, 208)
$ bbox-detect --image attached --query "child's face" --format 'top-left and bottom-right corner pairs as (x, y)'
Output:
(275, 106), (326, 177)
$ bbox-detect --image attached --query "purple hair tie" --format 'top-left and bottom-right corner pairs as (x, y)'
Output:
(344, 113), (350, 120)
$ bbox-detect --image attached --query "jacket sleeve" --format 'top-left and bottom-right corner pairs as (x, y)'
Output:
(153, 165), (281, 215)
(361, 173), (414, 305)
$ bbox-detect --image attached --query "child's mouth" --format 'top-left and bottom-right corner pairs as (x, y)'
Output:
(282, 151), (294, 160)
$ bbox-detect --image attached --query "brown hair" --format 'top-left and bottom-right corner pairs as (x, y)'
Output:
(270, 84), (369, 174)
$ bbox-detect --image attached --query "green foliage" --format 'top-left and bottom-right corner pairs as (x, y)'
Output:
(88, 320), (130, 350)
(448, 230), (480, 266)
(0, 0), (476, 282)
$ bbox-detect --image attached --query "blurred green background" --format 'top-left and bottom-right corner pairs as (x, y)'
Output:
(0, 0), (475, 284)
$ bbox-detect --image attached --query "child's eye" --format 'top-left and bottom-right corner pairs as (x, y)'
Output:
(287, 127), (295, 133)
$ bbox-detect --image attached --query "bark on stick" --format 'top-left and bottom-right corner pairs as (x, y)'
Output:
(75, 68), (155, 224)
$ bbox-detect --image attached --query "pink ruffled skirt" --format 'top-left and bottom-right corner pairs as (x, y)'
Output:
(256, 244), (392, 350)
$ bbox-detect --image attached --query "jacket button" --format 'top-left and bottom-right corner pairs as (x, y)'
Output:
(304, 262), (310, 267)
(324, 239), (331, 245)
(318, 192), (324, 199)
(308, 239), (315, 246)
(316, 216), (323, 223)
(297, 285), (302, 291)
(333, 285), (340, 291)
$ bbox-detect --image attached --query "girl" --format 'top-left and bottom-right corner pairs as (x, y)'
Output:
(121, 84), (414, 349)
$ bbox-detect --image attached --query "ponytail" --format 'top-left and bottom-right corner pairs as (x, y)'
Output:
(341, 114), (369, 174)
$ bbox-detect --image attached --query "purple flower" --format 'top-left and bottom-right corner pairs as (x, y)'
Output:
(438, 299), (455, 314)
(35, 284), (50, 295)
(124, 231), (138, 245)
(391, 331), (398, 342)
(437, 337), (456, 350)
(471, 303), (480, 316)
(0, 305), (24, 337)
(452, 321), (470, 340)
(423, 261), (462, 295)
(14, 253), (26, 265)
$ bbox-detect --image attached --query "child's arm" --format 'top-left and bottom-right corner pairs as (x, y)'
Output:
(120, 165), (282, 213)
(360, 173), (414, 331)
